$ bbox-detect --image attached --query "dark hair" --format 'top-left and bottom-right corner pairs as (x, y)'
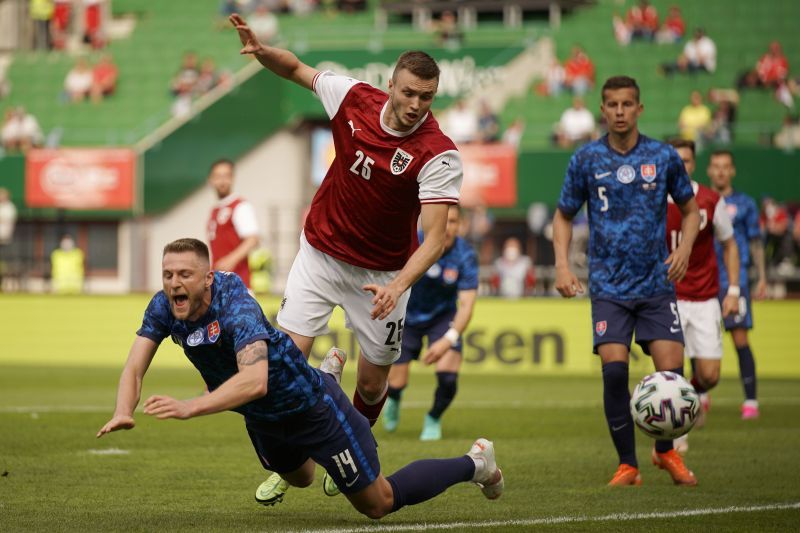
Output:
(163, 238), (210, 263)
(209, 158), (235, 173)
(668, 138), (696, 156)
(393, 51), (440, 81)
(710, 149), (735, 164)
(601, 76), (640, 102)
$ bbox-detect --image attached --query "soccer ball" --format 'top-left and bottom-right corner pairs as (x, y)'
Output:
(630, 371), (699, 440)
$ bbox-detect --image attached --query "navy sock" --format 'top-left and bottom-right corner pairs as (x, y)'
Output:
(602, 362), (637, 467)
(429, 372), (458, 419)
(388, 386), (403, 402)
(387, 456), (474, 512)
(736, 345), (757, 401)
(655, 366), (684, 454)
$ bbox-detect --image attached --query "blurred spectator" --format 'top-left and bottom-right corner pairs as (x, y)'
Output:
(194, 58), (220, 96)
(737, 41), (789, 90)
(1, 107), (43, 152)
(761, 198), (794, 274)
(445, 100), (478, 144)
(535, 58), (565, 97)
(612, 11), (632, 46)
(249, 3), (280, 44)
(554, 96), (596, 148)
(626, 0), (659, 42)
(171, 93), (193, 119)
(491, 237), (535, 298)
(655, 5), (685, 44)
(51, 233), (84, 294)
(706, 100), (734, 145)
(501, 118), (526, 148)
(432, 10), (463, 48)
(90, 53), (118, 103)
(64, 58), (93, 102)
(0, 187), (16, 291)
(170, 52), (200, 96)
(83, 0), (105, 48)
(563, 46), (595, 96)
(660, 28), (717, 76)
(477, 100), (500, 143)
(774, 115), (800, 151)
(30, 0), (55, 50)
(51, 0), (71, 49)
(678, 90), (711, 142)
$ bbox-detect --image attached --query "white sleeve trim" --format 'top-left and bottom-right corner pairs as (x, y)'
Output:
(232, 201), (259, 239)
(313, 71), (360, 120)
(712, 197), (734, 242)
(418, 150), (462, 204)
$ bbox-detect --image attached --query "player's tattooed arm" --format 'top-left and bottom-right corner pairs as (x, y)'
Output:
(236, 340), (268, 367)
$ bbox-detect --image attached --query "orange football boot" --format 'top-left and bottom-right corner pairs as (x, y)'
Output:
(608, 464), (642, 486)
(652, 448), (698, 486)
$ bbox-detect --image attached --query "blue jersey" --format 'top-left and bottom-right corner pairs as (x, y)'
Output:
(558, 134), (694, 300)
(715, 191), (760, 289)
(405, 232), (479, 326)
(137, 272), (323, 422)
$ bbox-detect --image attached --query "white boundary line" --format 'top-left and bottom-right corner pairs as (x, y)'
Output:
(286, 502), (800, 533)
(2, 396), (800, 414)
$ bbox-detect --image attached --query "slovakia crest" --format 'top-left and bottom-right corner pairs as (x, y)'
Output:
(641, 164), (656, 183)
(443, 268), (459, 284)
(595, 320), (607, 337)
(616, 165), (636, 184)
(390, 148), (414, 175)
(207, 320), (221, 343)
(187, 328), (205, 346)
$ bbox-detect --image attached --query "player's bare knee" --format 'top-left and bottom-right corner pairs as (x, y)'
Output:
(357, 379), (386, 401)
(355, 500), (391, 519)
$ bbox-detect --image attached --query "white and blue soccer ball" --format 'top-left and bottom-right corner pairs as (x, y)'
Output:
(630, 371), (700, 440)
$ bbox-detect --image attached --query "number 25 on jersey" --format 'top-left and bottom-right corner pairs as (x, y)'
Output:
(350, 150), (375, 180)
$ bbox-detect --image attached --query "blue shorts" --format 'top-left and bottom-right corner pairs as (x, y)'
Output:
(245, 372), (380, 494)
(591, 294), (684, 355)
(396, 310), (462, 364)
(720, 283), (753, 330)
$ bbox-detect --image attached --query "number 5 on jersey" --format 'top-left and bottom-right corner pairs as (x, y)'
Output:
(350, 150), (375, 180)
(598, 186), (609, 212)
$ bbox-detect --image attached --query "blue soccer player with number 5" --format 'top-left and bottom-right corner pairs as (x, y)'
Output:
(552, 76), (702, 487)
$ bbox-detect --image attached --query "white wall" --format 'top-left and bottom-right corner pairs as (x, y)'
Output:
(139, 129), (309, 292)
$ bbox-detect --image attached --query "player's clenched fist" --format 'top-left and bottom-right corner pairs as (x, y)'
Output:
(555, 266), (584, 298)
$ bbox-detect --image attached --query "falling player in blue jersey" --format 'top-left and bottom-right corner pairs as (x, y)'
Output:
(553, 76), (702, 487)
(383, 205), (478, 440)
(707, 150), (766, 420)
(96, 238), (503, 518)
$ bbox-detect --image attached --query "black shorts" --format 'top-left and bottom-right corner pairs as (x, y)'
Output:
(396, 310), (461, 364)
(591, 294), (685, 355)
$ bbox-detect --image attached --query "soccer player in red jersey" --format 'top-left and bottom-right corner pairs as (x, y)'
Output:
(665, 140), (740, 452)
(230, 14), (462, 500)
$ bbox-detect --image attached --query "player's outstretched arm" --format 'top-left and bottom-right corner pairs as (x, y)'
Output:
(229, 13), (318, 91)
(364, 203), (448, 320)
(143, 341), (268, 420)
(720, 237), (741, 317)
(666, 197), (700, 282)
(553, 208), (583, 298)
(96, 336), (159, 438)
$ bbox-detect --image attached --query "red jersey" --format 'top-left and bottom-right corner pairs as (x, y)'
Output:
(666, 182), (733, 300)
(207, 195), (258, 287)
(304, 72), (462, 271)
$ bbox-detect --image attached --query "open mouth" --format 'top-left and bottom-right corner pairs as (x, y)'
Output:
(172, 294), (189, 310)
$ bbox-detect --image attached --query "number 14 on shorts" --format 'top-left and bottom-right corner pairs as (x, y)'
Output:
(332, 449), (359, 479)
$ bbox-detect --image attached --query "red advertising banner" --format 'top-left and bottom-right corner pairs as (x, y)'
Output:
(458, 143), (517, 208)
(25, 148), (136, 209)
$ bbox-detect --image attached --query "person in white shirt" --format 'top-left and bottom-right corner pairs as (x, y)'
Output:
(444, 100), (479, 144)
(1, 107), (43, 152)
(64, 58), (94, 102)
(661, 28), (717, 76)
(556, 97), (596, 148)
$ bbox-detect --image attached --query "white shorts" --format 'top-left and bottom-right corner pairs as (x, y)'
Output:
(677, 298), (723, 360)
(277, 232), (410, 366)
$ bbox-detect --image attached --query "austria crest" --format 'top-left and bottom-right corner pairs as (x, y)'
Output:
(390, 148), (414, 175)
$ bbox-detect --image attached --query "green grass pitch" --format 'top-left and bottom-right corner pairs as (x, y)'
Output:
(1, 296), (799, 531)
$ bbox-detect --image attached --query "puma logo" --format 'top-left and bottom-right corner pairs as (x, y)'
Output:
(348, 120), (361, 137)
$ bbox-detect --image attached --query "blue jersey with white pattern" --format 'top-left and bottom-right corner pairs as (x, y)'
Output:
(137, 272), (323, 422)
(406, 232), (479, 326)
(558, 134), (694, 300)
(715, 190), (760, 289)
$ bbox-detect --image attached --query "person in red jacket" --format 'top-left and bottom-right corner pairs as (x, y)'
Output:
(206, 159), (259, 288)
